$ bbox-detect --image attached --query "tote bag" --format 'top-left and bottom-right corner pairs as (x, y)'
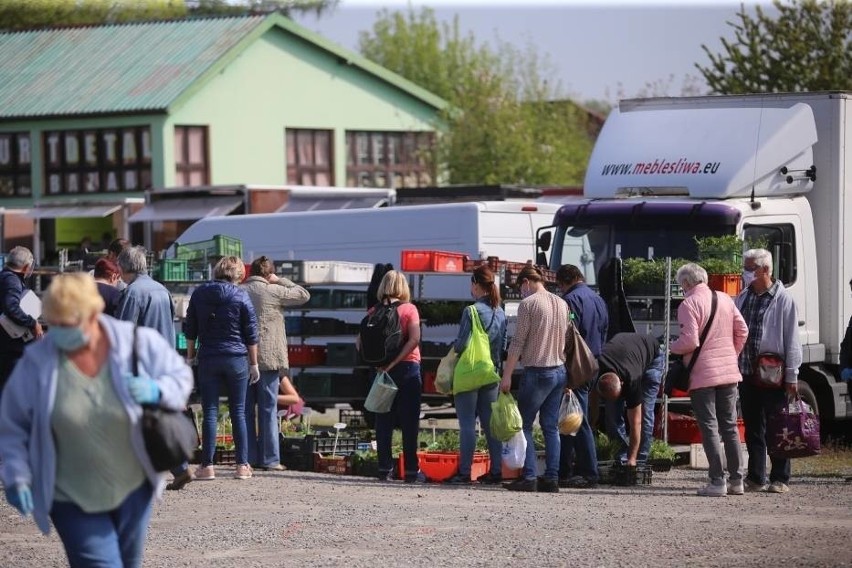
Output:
(364, 370), (399, 414)
(564, 321), (599, 390)
(453, 306), (500, 394)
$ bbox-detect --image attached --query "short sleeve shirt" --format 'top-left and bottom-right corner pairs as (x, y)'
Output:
(395, 302), (421, 363)
(598, 333), (660, 408)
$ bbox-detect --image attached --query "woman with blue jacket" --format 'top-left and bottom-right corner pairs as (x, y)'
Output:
(0, 273), (193, 568)
(446, 266), (507, 485)
(185, 256), (259, 482)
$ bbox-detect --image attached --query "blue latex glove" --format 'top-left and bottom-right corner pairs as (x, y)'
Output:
(841, 368), (852, 382)
(127, 375), (161, 404)
(5, 484), (33, 517)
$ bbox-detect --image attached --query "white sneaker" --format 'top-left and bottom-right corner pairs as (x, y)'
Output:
(744, 478), (767, 492)
(767, 481), (790, 494)
(727, 479), (744, 495)
(697, 483), (727, 497)
(234, 464), (253, 480)
(195, 465), (215, 481)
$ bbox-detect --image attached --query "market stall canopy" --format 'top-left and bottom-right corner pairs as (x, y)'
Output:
(128, 196), (243, 222)
(26, 203), (124, 219)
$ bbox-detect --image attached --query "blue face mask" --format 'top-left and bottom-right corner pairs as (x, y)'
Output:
(50, 325), (89, 352)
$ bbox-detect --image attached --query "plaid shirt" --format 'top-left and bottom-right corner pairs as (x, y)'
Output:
(738, 280), (781, 375)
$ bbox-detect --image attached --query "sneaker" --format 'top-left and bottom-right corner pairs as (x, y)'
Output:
(476, 472), (503, 485)
(444, 473), (473, 485)
(503, 477), (537, 492)
(767, 481), (790, 494)
(194, 465), (215, 481)
(561, 475), (597, 489)
(377, 471), (395, 482)
(537, 477), (559, 493)
(727, 479), (745, 495)
(404, 471), (427, 484)
(744, 478), (767, 492)
(234, 464), (253, 480)
(256, 464), (286, 471)
(697, 483), (727, 497)
(166, 466), (196, 490)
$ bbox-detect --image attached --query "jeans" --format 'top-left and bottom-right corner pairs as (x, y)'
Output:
(199, 354), (250, 466)
(51, 481), (153, 568)
(454, 382), (502, 477)
(517, 366), (567, 481)
(375, 362), (421, 480)
(607, 349), (665, 463)
(246, 370), (281, 467)
(690, 384), (742, 485)
(740, 380), (790, 484)
(559, 382), (599, 481)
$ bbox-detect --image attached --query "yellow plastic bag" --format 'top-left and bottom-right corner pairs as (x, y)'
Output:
(453, 306), (500, 394)
(435, 348), (457, 395)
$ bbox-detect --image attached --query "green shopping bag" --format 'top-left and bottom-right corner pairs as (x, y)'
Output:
(453, 306), (500, 394)
(490, 392), (523, 442)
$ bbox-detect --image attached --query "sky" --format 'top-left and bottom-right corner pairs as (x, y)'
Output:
(293, 0), (775, 103)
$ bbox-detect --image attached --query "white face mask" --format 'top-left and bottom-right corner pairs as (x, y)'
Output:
(742, 269), (757, 288)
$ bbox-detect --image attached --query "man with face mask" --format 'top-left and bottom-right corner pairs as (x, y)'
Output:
(734, 248), (802, 494)
(0, 246), (44, 397)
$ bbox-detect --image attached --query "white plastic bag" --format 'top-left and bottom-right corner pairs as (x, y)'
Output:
(502, 431), (527, 470)
(558, 390), (583, 436)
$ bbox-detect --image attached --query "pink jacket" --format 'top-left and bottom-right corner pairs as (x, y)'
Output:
(670, 283), (749, 390)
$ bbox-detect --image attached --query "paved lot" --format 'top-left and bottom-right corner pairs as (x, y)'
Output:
(1, 467), (850, 567)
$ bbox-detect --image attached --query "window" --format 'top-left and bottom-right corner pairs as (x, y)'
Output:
(345, 131), (434, 188)
(286, 129), (333, 186)
(0, 132), (32, 197)
(43, 127), (152, 194)
(743, 223), (797, 285)
(174, 126), (209, 186)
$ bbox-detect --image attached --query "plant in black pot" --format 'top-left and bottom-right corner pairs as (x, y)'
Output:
(648, 439), (678, 472)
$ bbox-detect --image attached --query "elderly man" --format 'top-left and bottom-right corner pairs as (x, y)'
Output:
(735, 248), (802, 494)
(596, 332), (665, 466)
(0, 246), (44, 396)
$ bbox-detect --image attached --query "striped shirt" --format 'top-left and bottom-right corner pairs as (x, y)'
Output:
(508, 290), (569, 367)
(738, 280), (780, 375)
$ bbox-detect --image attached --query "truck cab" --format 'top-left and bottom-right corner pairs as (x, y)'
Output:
(540, 92), (851, 426)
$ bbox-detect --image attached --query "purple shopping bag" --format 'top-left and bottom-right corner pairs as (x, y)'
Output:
(767, 398), (821, 459)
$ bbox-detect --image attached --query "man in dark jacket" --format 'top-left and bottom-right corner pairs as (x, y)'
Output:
(596, 332), (665, 466)
(0, 247), (43, 397)
(840, 278), (852, 383)
(557, 264), (608, 488)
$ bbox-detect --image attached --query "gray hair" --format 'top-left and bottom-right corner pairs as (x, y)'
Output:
(6, 246), (34, 269)
(117, 245), (148, 275)
(744, 248), (773, 273)
(213, 256), (245, 283)
(676, 262), (708, 288)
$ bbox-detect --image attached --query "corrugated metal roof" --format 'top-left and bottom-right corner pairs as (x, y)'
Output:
(0, 16), (266, 119)
(0, 14), (447, 121)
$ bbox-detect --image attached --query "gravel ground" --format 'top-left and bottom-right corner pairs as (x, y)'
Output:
(1, 467), (850, 568)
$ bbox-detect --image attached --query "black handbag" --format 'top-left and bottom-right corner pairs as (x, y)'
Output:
(664, 291), (718, 396)
(132, 326), (198, 472)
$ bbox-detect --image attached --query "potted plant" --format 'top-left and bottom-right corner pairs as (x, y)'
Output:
(648, 439), (678, 472)
(398, 430), (490, 482)
(695, 236), (743, 295)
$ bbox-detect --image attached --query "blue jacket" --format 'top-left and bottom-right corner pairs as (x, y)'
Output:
(0, 268), (37, 352)
(563, 282), (609, 357)
(116, 274), (176, 347)
(453, 297), (507, 370)
(184, 280), (258, 358)
(0, 316), (193, 534)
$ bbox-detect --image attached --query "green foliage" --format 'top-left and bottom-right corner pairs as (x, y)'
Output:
(648, 439), (677, 461)
(0, 0), (337, 30)
(622, 258), (689, 289)
(595, 431), (617, 461)
(358, 7), (595, 186)
(697, 0), (852, 94)
(695, 235), (743, 275)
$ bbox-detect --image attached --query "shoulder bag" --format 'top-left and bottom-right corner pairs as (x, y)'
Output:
(132, 325), (198, 472)
(453, 305), (500, 394)
(564, 320), (599, 389)
(664, 290), (718, 396)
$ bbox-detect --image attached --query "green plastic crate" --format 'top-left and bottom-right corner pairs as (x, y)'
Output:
(176, 332), (187, 350)
(175, 235), (242, 262)
(157, 259), (188, 282)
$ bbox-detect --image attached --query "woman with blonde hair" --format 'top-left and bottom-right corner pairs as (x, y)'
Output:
(185, 256), (259, 481)
(0, 273), (192, 567)
(359, 269), (423, 482)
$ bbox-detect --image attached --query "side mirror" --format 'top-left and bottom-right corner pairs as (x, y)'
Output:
(536, 231), (552, 252)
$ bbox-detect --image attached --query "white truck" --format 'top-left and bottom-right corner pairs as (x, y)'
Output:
(538, 91), (851, 428)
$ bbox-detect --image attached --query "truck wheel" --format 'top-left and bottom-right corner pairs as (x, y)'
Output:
(798, 381), (819, 416)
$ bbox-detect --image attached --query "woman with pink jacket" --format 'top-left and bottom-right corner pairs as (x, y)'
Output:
(670, 263), (749, 497)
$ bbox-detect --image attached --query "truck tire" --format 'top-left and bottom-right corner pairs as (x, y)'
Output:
(798, 380), (819, 417)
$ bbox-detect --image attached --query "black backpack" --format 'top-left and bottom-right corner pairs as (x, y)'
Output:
(359, 301), (405, 366)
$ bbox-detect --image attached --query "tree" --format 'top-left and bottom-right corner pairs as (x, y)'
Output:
(359, 7), (595, 186)
(0, 0), (338, 31)
(697, 0), (852, 94)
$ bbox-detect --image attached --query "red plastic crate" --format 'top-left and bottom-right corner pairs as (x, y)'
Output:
(397, 451), (489, 482)
(401, 250), (468, 273)
(657, 412), (745, 444)
(708, 274), (742, 296)
(288, 345), (327, 367)
(422, 371), (438, 394)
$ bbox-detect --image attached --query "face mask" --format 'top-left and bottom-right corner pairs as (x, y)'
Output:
(742, 269), (756, 289)
(50, 325), (90, 352)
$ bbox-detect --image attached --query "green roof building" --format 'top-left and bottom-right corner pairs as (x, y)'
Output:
(0, 14), (445, 259)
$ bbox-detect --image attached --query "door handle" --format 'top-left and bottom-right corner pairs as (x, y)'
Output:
(798, 320), (805, 326)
